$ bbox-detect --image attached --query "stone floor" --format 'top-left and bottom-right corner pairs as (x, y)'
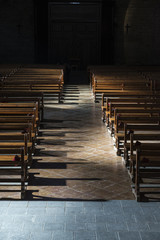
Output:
(0, 82), (134, 200)
(1, 200), (160, 240)
(0, 73), (160, 239)
(27, 84), (133, 200)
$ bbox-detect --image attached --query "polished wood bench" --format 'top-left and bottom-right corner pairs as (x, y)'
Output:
(0, 97), (43, 122)
(0, 147), (28, 199)
(101, 92), (160, 108)
(93, 79), (151, 102)
(0, 93), (44, 120)
(1, 65), (65, 103)
(123, 124), (160, 167)
(133, 147), (160, 202)
(0, 132), (33, 164)
(102, 97), (160, 122)
(128, 132), (160, 181)
(114, 115), (160, 155)
(0, 83), (62, 104)
(106, 103), (160, 131)
(0, 122), (35, 157)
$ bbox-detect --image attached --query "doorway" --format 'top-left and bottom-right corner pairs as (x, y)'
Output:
(48, 2), (101, 69)
(34, 1), (114, 66)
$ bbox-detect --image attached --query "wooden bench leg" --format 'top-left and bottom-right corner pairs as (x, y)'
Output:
(135, 149), (141, 201)
(41, 108), (44, 121)
(21, 153), (25, 200)
(106, 114), (109, 127)
(58, 93), (61, 103)
(41, 94), (44, 121)
(124, 147), (129, 166)
(102, 111), (105, 122)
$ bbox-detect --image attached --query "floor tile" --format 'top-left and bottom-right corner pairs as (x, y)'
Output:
(118, 231), (141, 240)
(96, 231), (118, 240)
(140, 232), (160, 240)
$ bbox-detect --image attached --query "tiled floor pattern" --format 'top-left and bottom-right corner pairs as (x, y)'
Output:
(0, 84), (134, 200)
(27, 84), (134, 200)
(0, 81), (159, 240)
(0, 200), (160, 240)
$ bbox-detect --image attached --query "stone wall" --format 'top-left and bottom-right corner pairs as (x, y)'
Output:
(0, 0), (160, 65)
(114, 0), (130, 64)
(0, 0), (35, 63)
(124, 0), (160, 65)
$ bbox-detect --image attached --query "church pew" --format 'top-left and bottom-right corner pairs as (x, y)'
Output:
(116, 123), (160, 158)
(0, 121), (36, 155)
(0, 64), (20, 78)
(89, 66), (150, 95)
(106, 103), (160, 130)
(0, 97), (43, 121)
(127, 132), (160, 181)
(123, 124), (160, 166)
(108, 106), (160, 137)
(0, 147), (28, 199)
(0, 125), (34, 158)
(89, 65), (160, 102)
(0, 97), (43, 153)
(0, 107), (37, 133)
(0, 132), (31, 155)
(0, 86), (62, 104)
(124, 127), (160, 162)
(92, 77), (151, 94)
(88, 65), (138, 81)
(0, 102), (39, 122)
(0, 93), (44, 120)
(102, 97), (160, 122)
(0, 83), (62, 104)
(0, 64), (64, 103)
(93, 81), (151, 102)
(133, 147), (160, 202)
(101, 91), (160, 106)
(0, 117), (36, 151)
(114, 115), (160, 155)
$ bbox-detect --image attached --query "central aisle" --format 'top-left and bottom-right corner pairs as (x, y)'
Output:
(28, 84), (133, 200)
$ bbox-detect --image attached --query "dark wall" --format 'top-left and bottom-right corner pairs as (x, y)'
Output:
(2, 0), (159, 66)
(124, 0), (160, 65)
(34, 0), (48, 63)
(114, 0), (130, 64)
(101, 1), (114, 64)
(35, 0), (114, 66)
(0, 0), (116, 65)
(0, 0), (35, 63)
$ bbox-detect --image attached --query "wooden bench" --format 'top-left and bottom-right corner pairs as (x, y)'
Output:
(93, 79), (152, 101)
(114, 115), (160, 155)
(89, 66), (153, 101)
(123, 124), (160, 166)
(133, 147), (160, 202)
(0, 65), (64, 103)
(0, 129), (33, 163)
(0, 97), (43, 122)
(128, 132), (160, 181)
(0, 121), (36, 159)
(106, 103), (160, 131)
(0, 147), (28, 199)
(0, 82), (62, 104)
(0, 93), (44, 120)
(102, 97), (160, 122)
(0, 64), (20, 79)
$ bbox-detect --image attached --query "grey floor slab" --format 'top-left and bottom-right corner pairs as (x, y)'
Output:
(0, 200), (159, 240)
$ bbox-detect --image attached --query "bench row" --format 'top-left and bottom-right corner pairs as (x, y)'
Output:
(91, 65), (160, 201)
(0, 64), (65, 103)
